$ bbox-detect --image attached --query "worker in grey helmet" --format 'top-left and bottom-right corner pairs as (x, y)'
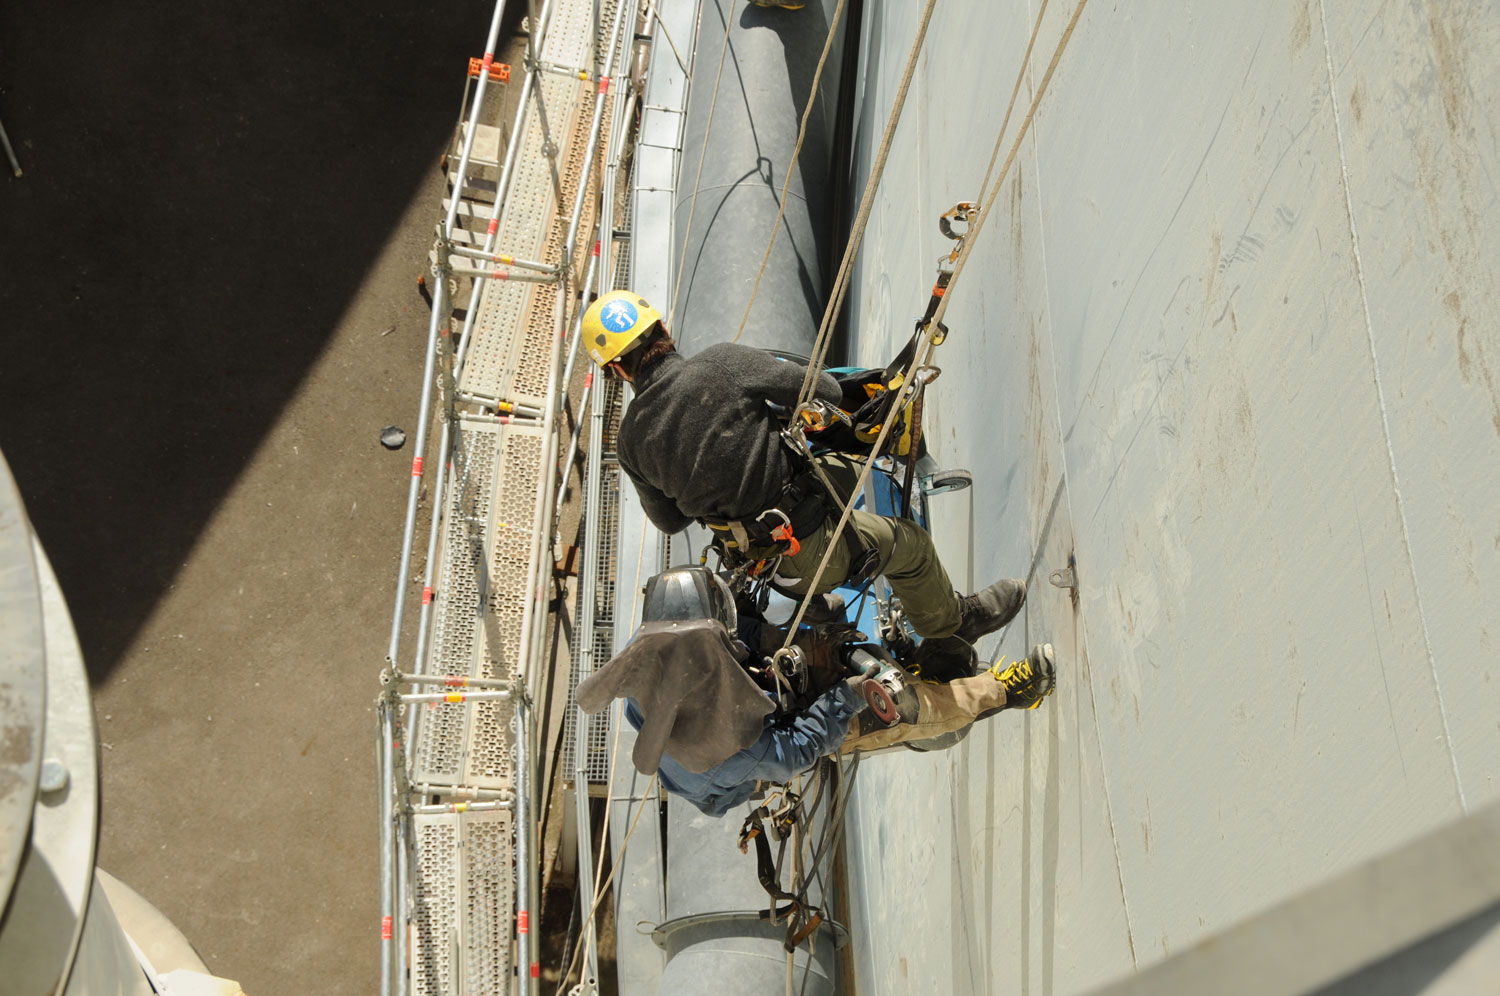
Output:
(576, 566), (1058, 819)
(581, 288), (1027, 651)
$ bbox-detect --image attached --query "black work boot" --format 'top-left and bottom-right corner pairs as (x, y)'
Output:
(990, 643), (1057, 710)
(952, 578), (1026, 644)
(796, 591), (847, 625)
(910, 634), (979, 683)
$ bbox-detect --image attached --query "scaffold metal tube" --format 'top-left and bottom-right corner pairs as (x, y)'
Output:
(377, 0), (640, 992)
(441, 1), (513, 239)
(410, 783), (516, 801)
(568, 12), (642, 988)
(404, 0), (559, 740)
(512, 7), (635, 993)
(446, 265), (558, 283)
(396, 673), (514, 689)
(410, 800), (516, 815)
(453, 0), (560, 374)
(445, 244), (559, 272)
(376, 701), (396, 996)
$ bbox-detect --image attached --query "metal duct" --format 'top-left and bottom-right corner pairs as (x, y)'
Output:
(668, 0), (844, 358)
(653, 0), (850, 993)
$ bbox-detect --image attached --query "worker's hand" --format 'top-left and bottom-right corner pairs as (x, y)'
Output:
(840, 653), (882, 698)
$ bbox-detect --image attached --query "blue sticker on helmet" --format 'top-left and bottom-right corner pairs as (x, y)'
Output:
(599, 300), (638, 333)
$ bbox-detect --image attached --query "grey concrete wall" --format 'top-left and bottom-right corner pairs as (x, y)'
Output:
(837, 1), (1500, 992)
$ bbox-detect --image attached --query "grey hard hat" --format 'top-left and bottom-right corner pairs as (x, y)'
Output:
(640, 566), (737, 634)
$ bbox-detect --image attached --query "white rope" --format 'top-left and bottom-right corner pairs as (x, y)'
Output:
(796, 0), (941, 407)
(779, 0), (1092, 635)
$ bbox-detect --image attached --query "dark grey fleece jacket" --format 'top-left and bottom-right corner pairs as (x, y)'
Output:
(617, 343), (841, 533)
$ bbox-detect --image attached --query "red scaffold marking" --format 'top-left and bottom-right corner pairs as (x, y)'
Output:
(597, 75), (609, 94)
(480, 53), (494, 71)
(468, 57), (510, 82)
(518, 910), (530, 933)
(444, 676), (466, 687)
(381, 916), (393, 940)
(584, 371), (594, 389)
(421, 586), (433, 605)
(531, 964), (540, 978)
(592, 240), (601, 256)
(411, 456), (425, 478)
(487, 218), (499, 235)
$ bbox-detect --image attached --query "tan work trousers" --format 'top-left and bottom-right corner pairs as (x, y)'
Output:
(769, 454), (963, 638)
(841, 673), (1008, 752)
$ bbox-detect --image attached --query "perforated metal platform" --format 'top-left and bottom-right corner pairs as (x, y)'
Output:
(459, 0), (618, 407)
(415, 416), (541, 790)
(562, 457), (621, 786)
(411, 810), (515, 996)
(406, 3), (627, 992)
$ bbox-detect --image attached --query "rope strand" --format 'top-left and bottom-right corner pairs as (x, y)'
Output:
(797, 0), (941, 407)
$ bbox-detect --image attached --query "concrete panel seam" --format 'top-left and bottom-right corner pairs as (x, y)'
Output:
(1314, 0), (1465, 810)
(1029, 90), (1141, 968)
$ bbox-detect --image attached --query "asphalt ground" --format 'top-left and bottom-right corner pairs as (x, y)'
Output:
(0, 2), (527, 992)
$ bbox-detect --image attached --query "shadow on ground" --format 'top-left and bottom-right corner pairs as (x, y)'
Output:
(0, 0), (502, 682)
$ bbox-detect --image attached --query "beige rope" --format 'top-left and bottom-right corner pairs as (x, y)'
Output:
(781, 0), (1092, 636)
(665, 0), (740, 330)
(731, 0), (850, 344)
(930, 0), (1091, 334)
(562, 747), (660, 990)
(642, 0), (691, 76)
(560, 524), (652, 990)
(977, 0), (1051, 201)
(796, 0), (941, 407)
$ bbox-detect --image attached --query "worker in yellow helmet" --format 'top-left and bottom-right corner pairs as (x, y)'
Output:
(580, 288), (1028, 654)
(581, 289), (665, 369)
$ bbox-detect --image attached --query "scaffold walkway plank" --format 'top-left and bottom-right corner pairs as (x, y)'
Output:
(398, 2), (630, 994)
(411, 810), (514, 996)
(460, 0), (617, 407)
(414, 416), (540, 790)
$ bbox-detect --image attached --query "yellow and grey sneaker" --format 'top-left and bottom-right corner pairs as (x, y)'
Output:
(990, 643), (1056, 710)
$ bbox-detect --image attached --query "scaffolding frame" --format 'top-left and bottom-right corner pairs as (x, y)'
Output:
(374, 0), (641, 993)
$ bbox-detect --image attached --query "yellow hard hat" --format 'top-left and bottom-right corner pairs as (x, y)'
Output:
(581, 289), (663, 367)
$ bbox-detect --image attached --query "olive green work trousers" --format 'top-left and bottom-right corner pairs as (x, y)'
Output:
(767, 454), (963, 638)
(841, 673), (1008, 752)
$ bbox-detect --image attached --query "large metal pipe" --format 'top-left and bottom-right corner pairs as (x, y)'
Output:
(646, 2), (850, 994)
(667, 0), (844, 359)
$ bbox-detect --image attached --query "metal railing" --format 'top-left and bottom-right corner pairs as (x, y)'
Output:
(374, 0), (642, 992)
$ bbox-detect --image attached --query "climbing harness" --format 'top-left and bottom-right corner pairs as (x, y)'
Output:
(697, 450), (880, 595)
(738, 788), (828, 951)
